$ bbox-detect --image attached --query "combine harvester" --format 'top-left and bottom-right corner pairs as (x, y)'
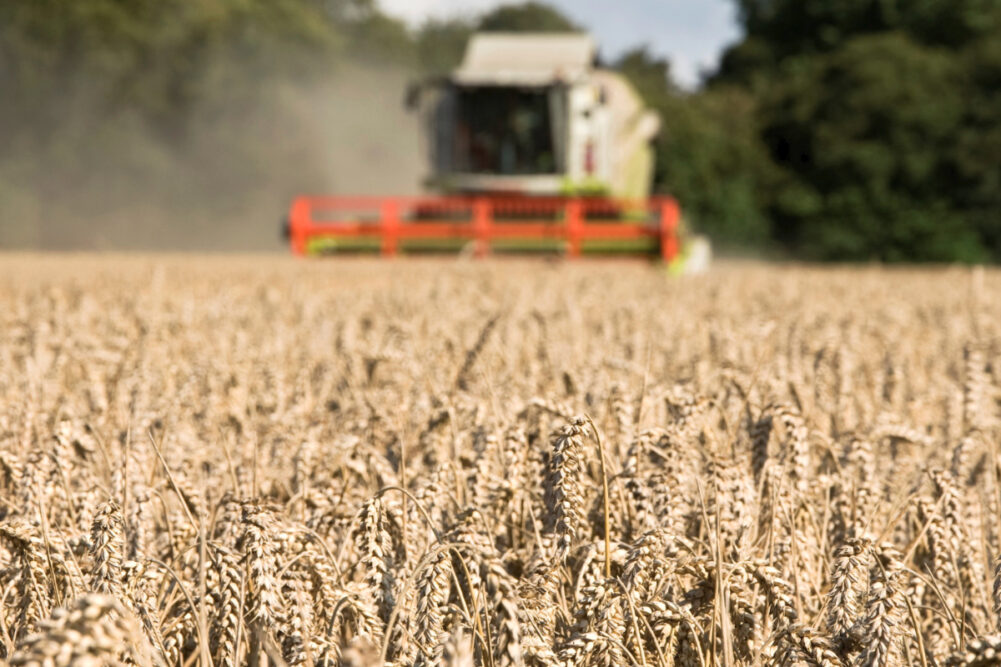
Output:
(285, 32), (708, 269)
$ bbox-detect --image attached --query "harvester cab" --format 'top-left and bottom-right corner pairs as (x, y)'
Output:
(285, 32), (707, 270)
(408, 33), (661, 201)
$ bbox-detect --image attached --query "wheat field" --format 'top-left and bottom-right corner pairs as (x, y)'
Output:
(1, 255), (1000, 667)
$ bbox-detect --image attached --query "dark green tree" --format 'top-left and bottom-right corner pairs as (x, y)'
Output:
(616, 48), (774, 249)
(416, 18), (475, 74)
(478, 2), (579, 32)
(732, 0), (999, 54)
(709, 0), (1001, 261)
(760, 34), (984, 261)
(412, 2), (577, 75)
(953, 32), (1001, 256)
(615, 47), (677, 102)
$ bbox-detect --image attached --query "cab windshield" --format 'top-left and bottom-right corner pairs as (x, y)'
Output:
(444, 85), (566, 175)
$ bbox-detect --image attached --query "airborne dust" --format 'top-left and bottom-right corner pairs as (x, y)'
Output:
(0, 66), (422, 251)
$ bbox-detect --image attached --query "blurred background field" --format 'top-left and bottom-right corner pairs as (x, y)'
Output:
(2, 0), (1000, 262)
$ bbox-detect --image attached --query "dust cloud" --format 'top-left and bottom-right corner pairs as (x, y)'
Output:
(0, 65), (424, 252)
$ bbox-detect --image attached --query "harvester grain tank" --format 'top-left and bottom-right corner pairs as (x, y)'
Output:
(285, 32), (704, 266)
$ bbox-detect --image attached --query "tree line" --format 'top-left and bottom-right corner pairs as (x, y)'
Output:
(2, 0), (999, 260)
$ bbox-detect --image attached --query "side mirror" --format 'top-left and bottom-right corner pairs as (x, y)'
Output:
(404, 82), (422, 111)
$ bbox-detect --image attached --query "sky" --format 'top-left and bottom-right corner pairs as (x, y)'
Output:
(378, 0), (742, 88)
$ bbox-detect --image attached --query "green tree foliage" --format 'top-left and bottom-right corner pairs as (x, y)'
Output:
(614, 48), (678, 102)
(416, 18), (474, 75)
(0, 0), (418, 143)
(706, 0), (1001, 261)
(734, 0), (999, 53)
(1, 1), (336, 121)
(478, 2), (579, 32)
(616, 48), (774, 249)
(659, 88), (775, 249)
(413, 3), (577, 74)
(955, 35), (1001, 254)
(761, 34), (983, 260)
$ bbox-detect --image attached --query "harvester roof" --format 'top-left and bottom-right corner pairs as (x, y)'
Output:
(453, 32), (596, 86)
